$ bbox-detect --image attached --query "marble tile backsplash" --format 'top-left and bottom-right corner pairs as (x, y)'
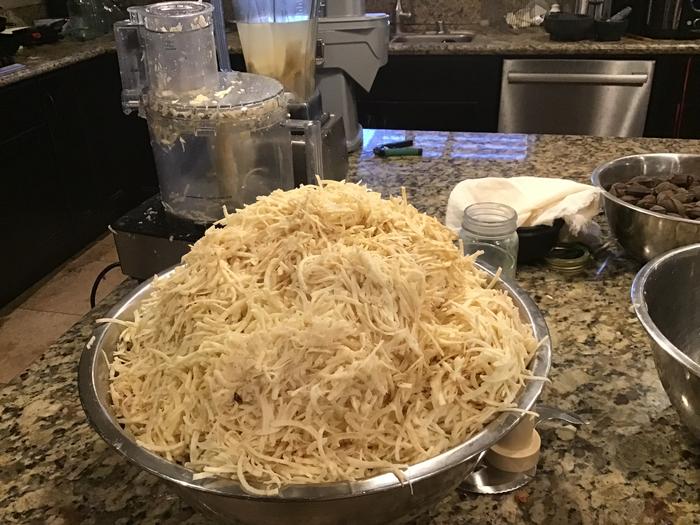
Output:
(364, 0), (538, 28)
(116, 0), (543, 32)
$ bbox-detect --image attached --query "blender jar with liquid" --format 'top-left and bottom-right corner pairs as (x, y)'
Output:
(232, 0), (318, 102)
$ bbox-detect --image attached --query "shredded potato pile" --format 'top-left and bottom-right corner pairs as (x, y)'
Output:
(106, 181), (537, 495)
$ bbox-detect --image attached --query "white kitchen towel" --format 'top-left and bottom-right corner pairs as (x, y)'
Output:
(446, 176), (602, 234)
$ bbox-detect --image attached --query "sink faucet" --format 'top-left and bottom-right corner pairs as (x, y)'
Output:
(436, 20), (446, 34)
(394, 0), (412, 35)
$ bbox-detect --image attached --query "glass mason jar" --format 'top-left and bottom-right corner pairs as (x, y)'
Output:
(459, 202), (519, 279)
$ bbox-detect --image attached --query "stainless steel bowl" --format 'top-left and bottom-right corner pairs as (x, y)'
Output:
(632, 243), (700, 438)
(79, 267), (551, 525)
(591, 153), (700, 262)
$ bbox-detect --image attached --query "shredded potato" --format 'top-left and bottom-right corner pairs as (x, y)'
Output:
(105, 181), (537, 495)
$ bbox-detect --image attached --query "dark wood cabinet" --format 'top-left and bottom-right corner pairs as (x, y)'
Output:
(0, 53), (157, 306)
(0, 125), (76, 305)
(636, 55), (700, 140)
(357, 56), (502, 132)
(677, 56), (700, 139)
(40, 55), (157, 246)
(644, 56), (689, 138)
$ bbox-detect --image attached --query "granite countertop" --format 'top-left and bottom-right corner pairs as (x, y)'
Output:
(0, 33), (243, 89)
(1, 130), (699, 524)
(3, 25), (700, 88)
(390, 25), (700, 56)
(0, 34), (117, 88)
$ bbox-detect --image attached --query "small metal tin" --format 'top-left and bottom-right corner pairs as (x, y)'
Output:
(545, 243), (591, 275)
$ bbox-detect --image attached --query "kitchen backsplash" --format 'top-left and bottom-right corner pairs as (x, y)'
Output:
(364, 0), (552, 28)
(125, 0), (552, 31)
(365, 0), (479, 26)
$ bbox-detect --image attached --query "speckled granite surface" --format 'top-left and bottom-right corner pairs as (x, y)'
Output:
(1, 131), (700, 524)
(0, 33), (243, 89)
(0, 34), (117, 88)
(3, 26), (700, 88)
(389, 26), (700, 56)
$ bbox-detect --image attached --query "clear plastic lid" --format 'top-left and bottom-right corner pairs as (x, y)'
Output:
(148, 72), (288, 129)
(143, 1), (213, 33)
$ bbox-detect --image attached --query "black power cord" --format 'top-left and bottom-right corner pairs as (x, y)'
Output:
(90, 262), (122, 308)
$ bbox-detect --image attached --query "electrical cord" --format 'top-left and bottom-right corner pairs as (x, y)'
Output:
(90, 262), (122, 309)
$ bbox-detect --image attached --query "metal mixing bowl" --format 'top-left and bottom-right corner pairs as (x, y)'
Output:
(632, 243), (700, 438)
(79, 267), (551, 525)
(591, 153), (700, 262)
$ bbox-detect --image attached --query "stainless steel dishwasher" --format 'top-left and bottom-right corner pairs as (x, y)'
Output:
(498, 59), (655, 137)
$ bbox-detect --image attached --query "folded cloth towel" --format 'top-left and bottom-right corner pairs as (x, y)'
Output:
(505, 4), (548, 29)
(446, 176), (602, 235)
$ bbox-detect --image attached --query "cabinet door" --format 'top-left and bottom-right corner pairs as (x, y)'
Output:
(644, 56), (688, 138)
(40, 54), (157, 246)
(0, 55), (160, 306)
(357, 56), (501, 132)
(646, 55), (700, 139)
(0, 126), (75, 305)
(678, 56), (700, 139)
(0, 80), (45, 143)
(361, 101), (490, 132)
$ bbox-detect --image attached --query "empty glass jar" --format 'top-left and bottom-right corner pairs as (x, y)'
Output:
(460, 202), (519, 279)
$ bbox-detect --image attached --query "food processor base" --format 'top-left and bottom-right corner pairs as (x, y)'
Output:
(110, 196), (206, 280)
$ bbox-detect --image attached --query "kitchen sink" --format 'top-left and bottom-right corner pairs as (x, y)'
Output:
(391, 32), (475, 44)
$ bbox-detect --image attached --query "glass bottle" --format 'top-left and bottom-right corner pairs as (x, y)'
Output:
(459, 202), (519, 279)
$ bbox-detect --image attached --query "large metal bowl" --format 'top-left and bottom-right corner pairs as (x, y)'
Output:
(591, 154), (700, 262)
(632, 243), (700, 438)
(79, 267), (551, 525)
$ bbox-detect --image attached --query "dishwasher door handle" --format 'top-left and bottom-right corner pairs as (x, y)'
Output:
(507, 72), (650, 86)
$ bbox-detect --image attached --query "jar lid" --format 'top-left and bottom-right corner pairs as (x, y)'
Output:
(545, 243), (590, 275)
(148, 72), (288, 129)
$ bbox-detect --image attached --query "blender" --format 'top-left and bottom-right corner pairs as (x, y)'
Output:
(109, 1), (326, 279)
(232, 0), (348, 183)
(235, 0), (318, 103)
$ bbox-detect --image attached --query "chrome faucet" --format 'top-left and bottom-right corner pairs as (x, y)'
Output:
(394, 0), (412, 34)
(436, 20), (446, 34)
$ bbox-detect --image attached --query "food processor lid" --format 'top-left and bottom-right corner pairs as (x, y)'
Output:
(148, 72), (288, 127)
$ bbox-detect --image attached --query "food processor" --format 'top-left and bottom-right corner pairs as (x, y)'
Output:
(109, 0), (333, 279)
(231, 0), (348, 179)
(115, 1), (326, 221)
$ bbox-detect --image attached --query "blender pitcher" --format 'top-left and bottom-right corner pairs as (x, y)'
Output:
(113, 1), (324, 223)
(232, 0), (318, 102)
